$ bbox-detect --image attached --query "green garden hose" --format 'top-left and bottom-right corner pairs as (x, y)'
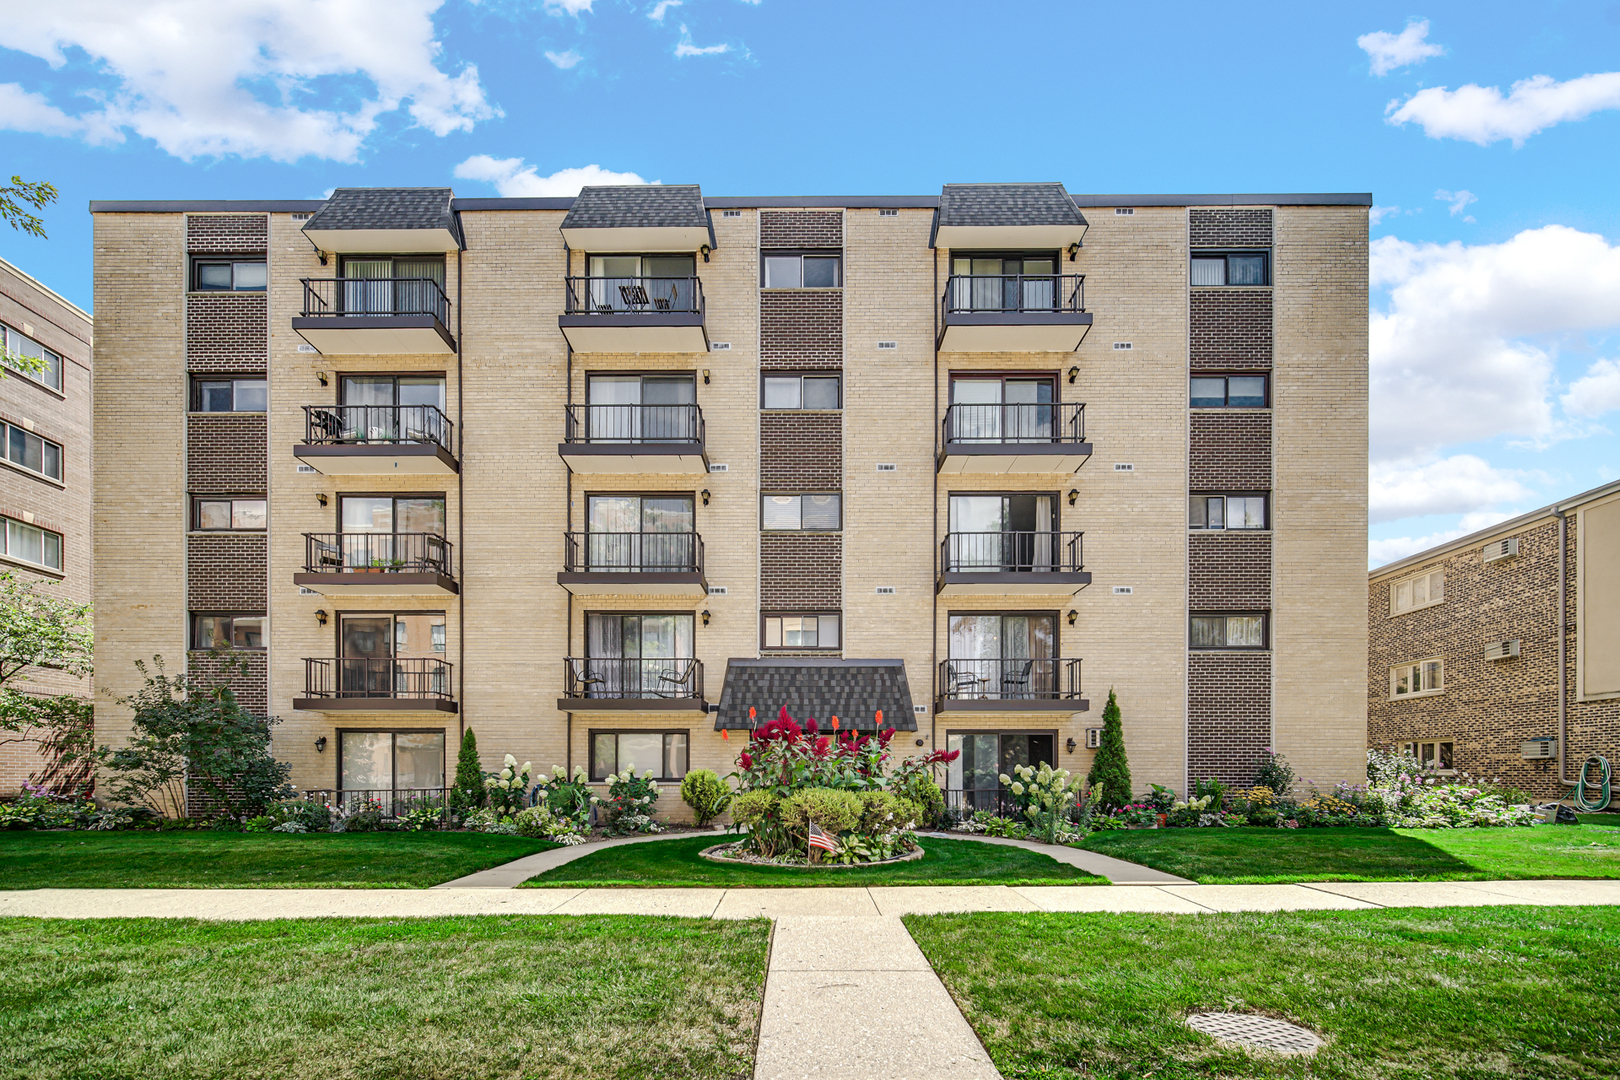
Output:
(1571, 755), (1612, 814)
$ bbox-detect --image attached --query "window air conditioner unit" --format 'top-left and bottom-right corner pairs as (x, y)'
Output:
(1484, 639), (1521, 661)
(1521, 737), (1557, 760)
(1482, 538), (1519, 563)
(1085, 728), (1103, 749)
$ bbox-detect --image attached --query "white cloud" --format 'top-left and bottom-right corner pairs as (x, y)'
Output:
(0, 1), (496, 162)
(1370, 225), (1620, 461)
(1369, 455), (1536, 524)
(1369, 205), (1400, 226)
(543, 0), (593, 14)
(453, 156), (653, 197)
(545, 49), (583, 70)
(1387, 71), (1620, 146)
(1434, 189), (1477, 219)
(1358, 19), (1444, 76)
(674, 23), (729, 57)
(647, 0), (682, 22)
(1368, 510), (1524, 568)
(1562, 358), (1620, 418)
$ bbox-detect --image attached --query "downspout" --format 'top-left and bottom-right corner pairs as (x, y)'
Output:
(1556, 506), (1573, 788)
(457, 246), (465, 747)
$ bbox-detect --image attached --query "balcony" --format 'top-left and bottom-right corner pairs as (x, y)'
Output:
(557, 531), (707, 597)
(559, 404), (707, 475)
(935, 658), (1087, 713)
(937, 274), (1092, 353)
(937, 531), (1090, 596)
(294, 533), (457, 596)
(292, 278), (455, 355)
(294, 405), (457, 475)
(558, 277), (708, 354)
(558, 658), (707, 711)
(293, 657), (457, 713)
(938, 403), (1092, 474)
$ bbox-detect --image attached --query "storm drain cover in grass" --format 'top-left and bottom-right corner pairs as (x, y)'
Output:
(1184, 1012), (1322, 1055)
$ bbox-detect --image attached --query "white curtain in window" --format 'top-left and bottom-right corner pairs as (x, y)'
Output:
(1034, 496), (1054, 571)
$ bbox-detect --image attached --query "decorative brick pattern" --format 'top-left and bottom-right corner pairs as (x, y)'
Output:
(187, 294), (267, 371)
(1189, 533), (1272, 608)
(760, 210), (842, 249)
(1188, 651), (1272, 786)
(1189, 209), (1272, 249)
(187, 414), (267, 492)
(187, 533), (268, 610)
(761, 533), (842, 608)
(187, 214), (268, 254)
(760, 412), (842, 491)
(1190, 292), (1272, 370)
(1190, 412), (1271, 488)
(761, 291), (842, 369)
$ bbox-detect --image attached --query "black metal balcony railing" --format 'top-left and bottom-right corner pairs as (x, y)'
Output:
(942, 403), (1086, 445)
(940, 531), (1085, 574)
(946, 788), (1023, 818)
(302, 787), (450, 821)
(941, 273), (1085, 318)
(564, 658), (705, 700)
(300, 277), (451, 322)
(302, 404), (453, 450)
(303, 657), (454, 700)
(303, 533), (453, 575)
(563, 531), (704, 574)
(563, 404), (705, 444)
(564, 276), (703, 315)
(937, 658), (1083, 702)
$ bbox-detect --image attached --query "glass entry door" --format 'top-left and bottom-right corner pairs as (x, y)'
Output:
(950, 254), (1058, 311)
(948, 495), (1055, 571)
(341, 257), (445, 315)
(340, 376), (446, 443)
(586, 375), (696, 442)
(946, 732), (1057, 813)
(587, 495), (695, 570)
(339, 613), (447, 697)
(585, 613), (695, 697)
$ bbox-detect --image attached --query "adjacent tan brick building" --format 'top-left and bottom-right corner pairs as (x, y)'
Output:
(90, 184), (1369, 816)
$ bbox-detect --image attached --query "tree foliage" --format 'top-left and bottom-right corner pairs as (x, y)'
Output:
(450, 726), (486, 810)
(1, 175), (58, 239)
(0, 570), (95, 792)
(1086, 688), (1133, 811)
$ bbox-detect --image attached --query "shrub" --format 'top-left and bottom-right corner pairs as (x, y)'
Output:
(397, 795), (444, 832)
(449, 727), (485, 811)
(535, 765), (592, 827)
(1002, 762), (1080, 844)
(513, 804), (556, 838)
(595, 769), (662, 836)
(334, 797), (386, 833)
(680, 769), (731, 825)
(1255, 748), (1296, 795)
(781, 788), (861, 845)
(0, 788), (95, 830)
(729, 790), (788, 857)
(851, 790), (921, 835)
(268, 798), (332, 832)
(485, 755), (532, 815)
(1086, 689), (1132, 811)
(461, 807), (518, 834)
(893, 771), (946, 829)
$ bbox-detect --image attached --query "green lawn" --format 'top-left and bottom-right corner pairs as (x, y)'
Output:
(1579, 814), (1620, 827)
(0, 915), (769, 1080)
(907, 905), (1620, 1080)
(0, 831), (557, 889)
(522, 834), (1107, 887)
(1080, 825), (1620, 884)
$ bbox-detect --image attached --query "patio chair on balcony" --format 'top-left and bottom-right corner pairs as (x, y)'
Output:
(652, 660), (695, 698)
(311, 537), (343, 570)
(1000, 660), (1034, 700)
(571, 659), (606, 699)
(945, 662), (989, 700)
(310, 408), (344, 444)
(618, 283), (651, 310)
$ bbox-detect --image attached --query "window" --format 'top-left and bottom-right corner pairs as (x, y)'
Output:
(763, 253), (841, 288)
(340, 730), (446, 792)
(762, 493), (841, 531)
(1401, 740), (1456, 773)
(586, 255), (697, 312)
(947, 494), (1059, 571)
(192, 258), (267, 292)
(1190, 613), (1268, 649)
(192, 613), (266, 650)
(946, 732), (1056, 812)
(586, 374), (697, 440)
(1391, 659), (1444, 699)
(338, 257), (446, 316)
(945, 613), (1057, 700)
(1190, 375), (1267, 408)
(582, 613), (697, 697)
(195, 497), (267, 531)
(194, 377), (266, 412)
(948, 253), (1060, 312)
(1190, 251), (1269, 287)
(2, 422), (63, 481)
(1189, 494), (1268, 530)
(949, 376), (1057, 441)
(764, 613), (840, 650)
(328, 496), (446, 571)
(342, 375), (446, 411)
(340, 495), (445, 536)
(1390, 568), (1445, 615)
(762, 374), (841, 410)
(586, 494), (695, 570)
(1, 517), (63, 571)
(2, 324), (64, 391)
(590, 731), (689, 781)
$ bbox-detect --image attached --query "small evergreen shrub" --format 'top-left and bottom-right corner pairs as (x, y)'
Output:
(449, 728), (486, 811)
(1255, 748), (1296, 796)
(1086, 689), (1132, 811)
(680, 769), (731, 825)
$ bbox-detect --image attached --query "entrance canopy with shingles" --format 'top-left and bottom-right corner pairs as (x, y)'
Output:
(714, 658), (918, 731)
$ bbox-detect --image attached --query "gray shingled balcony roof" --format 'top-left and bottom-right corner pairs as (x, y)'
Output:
(714, 658), (919, 731)
(561, 185), (707, 230)
(938, 182), (1088, 228)
(302, 187), (461, 242)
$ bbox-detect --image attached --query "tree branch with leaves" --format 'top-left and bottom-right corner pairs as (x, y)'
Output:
(0, 571), (94, 792)
(1, 175), (58, 239)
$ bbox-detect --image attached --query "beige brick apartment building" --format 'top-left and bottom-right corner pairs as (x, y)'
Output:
(90, 184), (1368, 813)
(0, 256), (93, 795)
(1369, 481), (1620, 804)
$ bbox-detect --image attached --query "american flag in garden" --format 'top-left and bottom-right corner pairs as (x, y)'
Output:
(808, 822), (840, 854)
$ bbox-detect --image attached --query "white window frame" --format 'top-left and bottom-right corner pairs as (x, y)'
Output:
(2, 324), (65, 392)
(1390, 568), (1445, 616)
(1390, 658), (1444, 700)
(1, 516), (64, 572)
(1, 421), (64, 482)
(763, 613), (841, 651)
(1400, 739), (1457, 775)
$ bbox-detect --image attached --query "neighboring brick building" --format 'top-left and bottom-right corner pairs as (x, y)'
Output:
(1369, 482), (1620, 804)
(90, 184), (1368, 815)
(0, 256), (94, 795)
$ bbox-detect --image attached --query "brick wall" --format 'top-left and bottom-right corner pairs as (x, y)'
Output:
(761, 291), (843, 369)
(760, 413), (842, 491)
(1189, 209), (1273, 248)
(1190, 292), (1272, 370)
(1187, 651), (1272, 785)
(1189, 533), (1272, 608)
(186, 650), (269, 717)
(1189, 412), (1272, 488)
(187, 214), (269, 254)
(187, 294), (267, 370)
(187, 533), (268, 609)
(187, 415), (267, 492)
(760, 210), (843, 249)
(760, 533), (842, 608)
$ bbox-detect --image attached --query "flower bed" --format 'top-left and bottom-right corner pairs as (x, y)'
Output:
(698, 840), (926, 869)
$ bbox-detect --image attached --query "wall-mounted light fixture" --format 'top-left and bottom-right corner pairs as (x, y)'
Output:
(1067, 242), (1081, 262)
(701, 489), (711, 506)
(700, 244), (712, 263)
(316, 371), (329, 387)
(315, 609), (329, 626)
(915, 738), (925, 747)
(1067, 489), (1078, 506)
(316, 493), (328, 508)
(1067, 366), (1079, 384)
(1067, 609), (1077, 626)
(702, 369), (711, 385)
(1065, 737), (1077, 753)
(315, 736), (328, 753)
(702, 609), (711, 626)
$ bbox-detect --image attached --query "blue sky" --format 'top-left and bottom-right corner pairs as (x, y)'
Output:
(4, 0), (1619, 565)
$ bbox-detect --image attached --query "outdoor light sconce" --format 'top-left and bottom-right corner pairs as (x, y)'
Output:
(700, 244), (711, 263)
(915, 738), (925, 747)
(1067, 489), (1078, 506)
(1067, 609), (1077, 626)
(315, 736), (327, 753)
(1067, 242), (1081, 262)
(1066, 737), (1077, 753)
(1067, 366), (1078, 384)
(315, 609), (328, 626)
(701, 489), (711, 506)
(316, 371), (329, 387)
(316, 493), (328, 507)
(702, 609), (711, 626)
(702, 369), (711, 385)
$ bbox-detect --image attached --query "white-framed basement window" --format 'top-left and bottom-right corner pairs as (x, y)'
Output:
(1401, 739), (1456, 775)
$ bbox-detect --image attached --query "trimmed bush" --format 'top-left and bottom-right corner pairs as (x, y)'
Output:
(895, 771), (945, 829)
(450, 728), (485, 811)
(513, 804), (557, 839)
(728, 791), (779, 831)
(854, 790), (923, 834)
(781, 789), (861, 838)
(680, 769), (731, 825)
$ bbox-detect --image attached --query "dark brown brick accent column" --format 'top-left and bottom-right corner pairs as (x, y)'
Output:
(1189, 209), (1273, 248)
(1189, 534), (1272, 608)
(1188, 652), (1272, 786)
(187, 294), (267, 371)
(187, 534), (268, 609)
(760, 413), (842, 491)
(761, 534), (842, 609)
(187, 415), (267, 492)
(187, 214), (269, 254)
(1189, 413), (1271, 489)
(1190, 293), (1272, 370)
(760, 292), (842, 370)
(760, 211), (843, 248)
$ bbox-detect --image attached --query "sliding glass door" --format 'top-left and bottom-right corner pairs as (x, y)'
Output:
(950, 377), (1055, 442)
(948, 495), (1055, 571)
(586, 375), (697, 442)
(946, 732), (1057, 813)
(587, 495), (695, 570)
(585, 613), (695, 697)
(946, 613), (1056, 700)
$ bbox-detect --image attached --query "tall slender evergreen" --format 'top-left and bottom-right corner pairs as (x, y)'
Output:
(451, 727), (486, 810)
(1086, 689), (1132, 811)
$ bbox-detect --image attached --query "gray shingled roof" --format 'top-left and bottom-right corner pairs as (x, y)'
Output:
(562, 185), (707, 230)
(938, 183), (1088, 228)
(715, 658), (918, 731)
(303, 188), (461, 242)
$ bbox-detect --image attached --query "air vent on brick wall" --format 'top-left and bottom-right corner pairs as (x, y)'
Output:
(1112, 586), (1134, 595)
(877, 341), (897, 349)
(1114, 463), (1134, 472)
(708, 463), (729, 472)
(707, 585), (728, 595)
(721, 210), (742, 218)
(299, 586), (320, 596)
(1113, 342), (1133, 350)
(875, 586), (896, 595)
(1085, 728), (1103, 748)
(291, 213), (311, 221)
(297, 344), (318, 353)
(876, 463), (897, 472)
(1114, 208), (1135, 216)
(1482, 538), (1520, 563)
(880, 209), (899, 217)
(297, 464), (318, 474)
(1484, 639), (1522, 661)
(710, 342), (731, 351)
(914, 705), (927, 714)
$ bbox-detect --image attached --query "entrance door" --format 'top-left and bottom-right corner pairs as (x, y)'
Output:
(946, 732), (1057, 814)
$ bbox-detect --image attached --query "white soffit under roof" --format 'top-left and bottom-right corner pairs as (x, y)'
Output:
(301, 227), (462, 254)
(559, 225), (711, 253)
(935, 224), (1088, 249)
